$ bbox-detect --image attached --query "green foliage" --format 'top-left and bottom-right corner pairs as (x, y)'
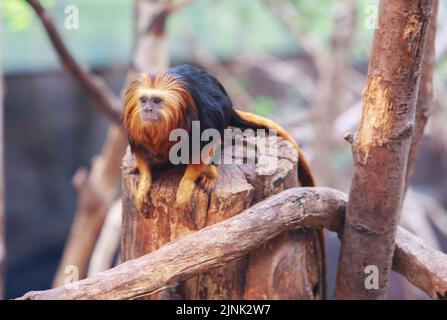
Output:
(5, 0), (439, 77)
(285, 0), (334, 42)
(250, 96), (276, 116)
(2, 0), (132, 74)
(169, 0), (298, 61)
(2, 0), (54, 32)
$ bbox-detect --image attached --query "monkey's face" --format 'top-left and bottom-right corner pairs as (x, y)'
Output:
(124, 73), (196, 144)
(136, 91), (165, 122)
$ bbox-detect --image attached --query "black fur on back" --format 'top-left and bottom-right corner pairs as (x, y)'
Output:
(169, 65), (234, 137)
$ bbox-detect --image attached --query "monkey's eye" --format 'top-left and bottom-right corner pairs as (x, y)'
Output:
(151, 97), (163, 105)
(139, 96), (149, 104)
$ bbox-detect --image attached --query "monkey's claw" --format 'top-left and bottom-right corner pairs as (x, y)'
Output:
(175, 195), (192, 213)
(198, 174), (217, 194)
(135, 192), (151, 218)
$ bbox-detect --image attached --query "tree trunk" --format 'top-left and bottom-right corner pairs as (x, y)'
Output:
(335, 0), (435, 299)
(121, 135), (326, 300)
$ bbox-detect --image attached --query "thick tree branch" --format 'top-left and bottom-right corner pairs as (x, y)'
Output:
(26, 0), (122, 124)
(17, 187), (447, 300)
(335, 0), (435, 300)
(18, 187), (346, 300)
(393, 227), (447, 299)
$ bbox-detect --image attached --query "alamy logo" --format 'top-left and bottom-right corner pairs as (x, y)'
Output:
(64, 265), (79, 289)
(364, 4), (379, 30)
(64, 5), (79, 30)
(364, 265), (379, 290)
(168, 121), (278, 168)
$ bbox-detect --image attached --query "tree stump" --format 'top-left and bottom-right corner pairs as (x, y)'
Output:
(121, 133), (325, 299)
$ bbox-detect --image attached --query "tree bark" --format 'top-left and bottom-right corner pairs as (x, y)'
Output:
(335, 0), (435, 299)
(393, 227), (447, 299)
(18, 187), (447, 300)
(121, 135), (326, 300)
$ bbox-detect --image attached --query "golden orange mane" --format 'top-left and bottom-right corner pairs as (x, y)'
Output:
(123, 72), (197, 155)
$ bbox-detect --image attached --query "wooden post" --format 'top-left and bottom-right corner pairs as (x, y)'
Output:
(121, 134), (325, 300)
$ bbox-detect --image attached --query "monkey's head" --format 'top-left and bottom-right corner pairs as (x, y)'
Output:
(124, 72), (196, 144)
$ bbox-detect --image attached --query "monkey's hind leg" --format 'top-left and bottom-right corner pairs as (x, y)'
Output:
(134, 152), (153, 216)
(175, 163), (218, 212)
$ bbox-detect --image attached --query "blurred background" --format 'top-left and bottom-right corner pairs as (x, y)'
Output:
(1, 0), (447, 299)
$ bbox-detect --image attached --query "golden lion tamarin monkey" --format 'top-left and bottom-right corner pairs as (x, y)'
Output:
(123, 64), (316, 213)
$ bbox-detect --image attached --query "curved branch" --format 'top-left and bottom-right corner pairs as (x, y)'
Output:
(19, 187), (346, 300)
(26, 0), (122, 124)
(17, 187), (447, 300)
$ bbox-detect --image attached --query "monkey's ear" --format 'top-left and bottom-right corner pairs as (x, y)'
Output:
(128, 78), (141, 90)
(124, 78), (141, 101)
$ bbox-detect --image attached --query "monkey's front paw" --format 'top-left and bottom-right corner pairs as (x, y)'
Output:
(198, 174), (217, 194)
(135, 192), (152, 218)
(175, 192), (192, 213)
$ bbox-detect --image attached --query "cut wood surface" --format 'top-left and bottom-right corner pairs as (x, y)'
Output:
(121, 134), (325, 299)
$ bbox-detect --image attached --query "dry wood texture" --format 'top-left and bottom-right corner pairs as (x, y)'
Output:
(18, 187), (447, 300)
(121, 134), (325, 299)
(335, 0), (435, 299)
(393, 227), (447, 299)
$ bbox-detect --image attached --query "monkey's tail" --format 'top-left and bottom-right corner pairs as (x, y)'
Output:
(230, 109), (316, 187)
(230, 109), (327, 299)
